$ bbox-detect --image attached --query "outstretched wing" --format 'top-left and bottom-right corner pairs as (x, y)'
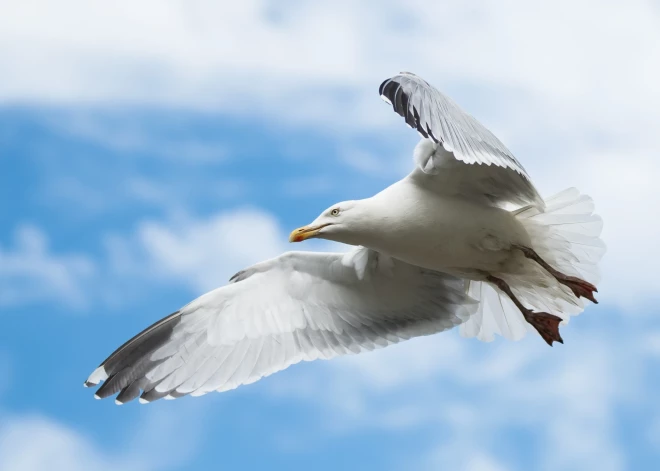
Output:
(85, 247), (476, 404)
(380, 72), (544, 208)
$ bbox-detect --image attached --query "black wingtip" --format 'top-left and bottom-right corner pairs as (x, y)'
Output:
(378, 78), (391, 97)
(229, 270), (246, 283)
(87, 311), (181, 404)
(140, 385), (172, 403)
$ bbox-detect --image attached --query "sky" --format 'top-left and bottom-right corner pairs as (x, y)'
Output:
(1, 1), (660, 470)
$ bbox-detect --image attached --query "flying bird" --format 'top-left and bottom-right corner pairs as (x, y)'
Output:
(85, 72), (605, 405)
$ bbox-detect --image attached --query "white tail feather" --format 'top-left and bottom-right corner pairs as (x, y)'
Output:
(460, 188), (606, 342)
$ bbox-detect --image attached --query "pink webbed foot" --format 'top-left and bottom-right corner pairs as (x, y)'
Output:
(523, 311), (564, 346)
(559, 276), (598, 304)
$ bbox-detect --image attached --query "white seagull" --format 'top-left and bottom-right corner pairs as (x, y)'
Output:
(85, 73), (605, 405)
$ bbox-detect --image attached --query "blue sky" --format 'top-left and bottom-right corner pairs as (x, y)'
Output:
(1, 1), (660, 470)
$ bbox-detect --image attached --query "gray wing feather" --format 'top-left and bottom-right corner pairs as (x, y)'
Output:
(380, 72), (544, 208)
(380, 72), (527, 174)
(88, 311), (181, 402)
(85, 248), (476, 404)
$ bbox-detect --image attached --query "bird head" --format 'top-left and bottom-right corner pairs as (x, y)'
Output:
(289, 201), (360, 243)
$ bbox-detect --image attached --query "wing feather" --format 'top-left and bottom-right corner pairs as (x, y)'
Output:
(380, 72), (544, 208)
(85, 248), (476, 403)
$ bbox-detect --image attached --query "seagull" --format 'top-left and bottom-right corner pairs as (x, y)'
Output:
(85, 72), (605, 405)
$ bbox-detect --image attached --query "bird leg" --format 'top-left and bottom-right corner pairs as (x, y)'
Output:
(486, 275), (564, 346)
(514, 245), (598, 304)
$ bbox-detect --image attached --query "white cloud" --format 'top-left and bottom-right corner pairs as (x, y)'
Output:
(0, 403), (206, 471)
(2, 5), (657, 468)
(581, 151), (660, 308)
(0, 415), (143, 471)
(331, 333), (468, 392)
(3, 0), (659, 307)
(0, 226), (95, 309)
(265, 324), (653, 470)
(0, 209), (341, 310)
(106, 207), (342, 295)
(2, 0), (659, 140)
(136, 208), (288, 291)
(530, 150), (660, 311)
(1, 4), (659, 464)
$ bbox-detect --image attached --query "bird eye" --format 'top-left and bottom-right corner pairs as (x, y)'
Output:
(331, 208), (340, 216)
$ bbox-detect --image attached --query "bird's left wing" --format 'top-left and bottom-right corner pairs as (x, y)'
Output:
(85, 247), (475, 404)
(379, 72), (544, 208)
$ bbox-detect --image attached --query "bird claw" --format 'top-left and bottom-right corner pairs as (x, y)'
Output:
(560, 276), (598, 304)
(524, 311), (564, 346)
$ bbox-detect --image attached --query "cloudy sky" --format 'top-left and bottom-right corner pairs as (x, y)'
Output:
(1, 1), (659, 470)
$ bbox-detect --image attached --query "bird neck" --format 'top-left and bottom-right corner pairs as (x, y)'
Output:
(337, 194), (403, 248)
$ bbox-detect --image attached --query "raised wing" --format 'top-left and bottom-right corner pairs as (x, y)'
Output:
(85, 247), (476, 404)
(380, 72), (544, 208)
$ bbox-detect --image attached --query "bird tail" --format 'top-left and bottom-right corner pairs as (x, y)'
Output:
(459, 188), (606, 342)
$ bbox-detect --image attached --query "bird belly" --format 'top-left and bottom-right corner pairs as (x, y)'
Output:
(365, 194), (531, 278)
(377, 230), (512, 276)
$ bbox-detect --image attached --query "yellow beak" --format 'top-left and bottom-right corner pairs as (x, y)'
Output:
(289, 224), (329, 243)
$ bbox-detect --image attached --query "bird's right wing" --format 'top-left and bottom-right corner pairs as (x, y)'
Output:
(85, 247), (476, 404)
(379, 72), (545, 208)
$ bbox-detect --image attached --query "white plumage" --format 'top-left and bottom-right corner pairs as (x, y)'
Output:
(85, 72), (605, 404)
(460, 188), (605, 342)
(86, 249), (475, 402)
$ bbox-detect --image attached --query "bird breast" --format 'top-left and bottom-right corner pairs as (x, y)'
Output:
(361, 182), (531, 274)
